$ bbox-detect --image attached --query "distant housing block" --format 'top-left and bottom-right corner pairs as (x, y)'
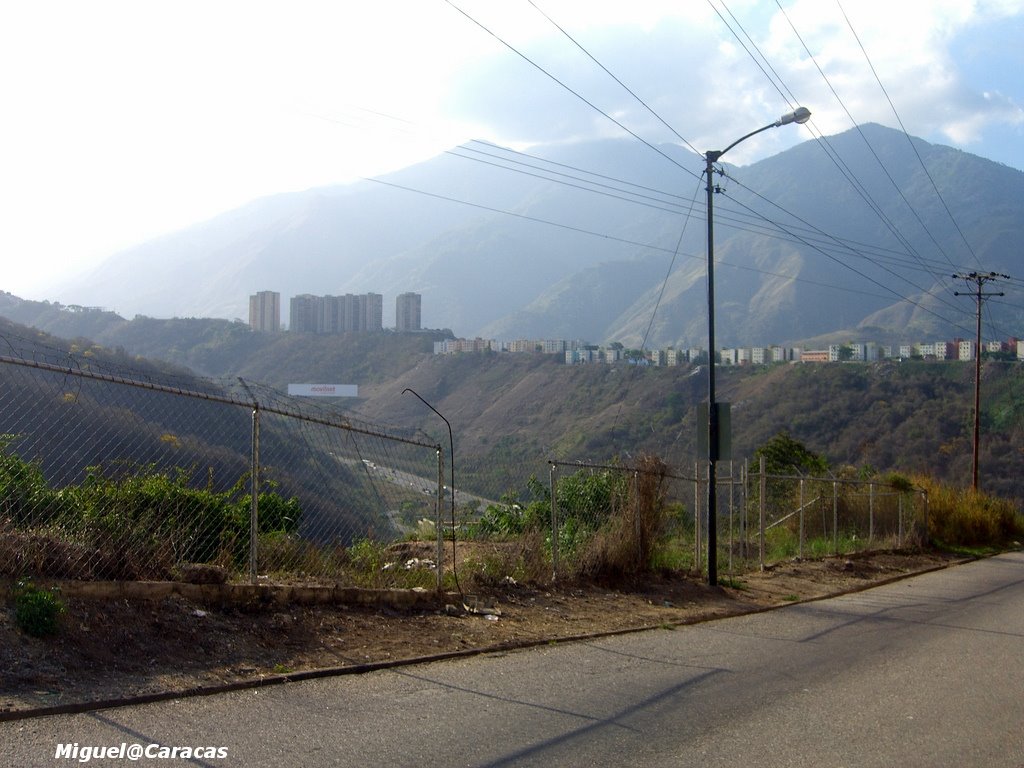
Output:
(248, 291), (280, 332)
(288, 292), (383, 334)
(289, 294), (321, 333)
(396, 292), (422, 331)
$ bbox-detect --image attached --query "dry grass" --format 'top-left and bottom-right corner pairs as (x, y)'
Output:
(913, 475), (1024, 547)
(578, 455), (670, 579)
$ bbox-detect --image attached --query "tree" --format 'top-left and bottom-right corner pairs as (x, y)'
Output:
(754, 431), (828, 476)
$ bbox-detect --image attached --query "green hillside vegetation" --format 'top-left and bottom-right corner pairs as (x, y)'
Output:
(0, 295), (451, 387)
(0, 441), (301, 579)
(2, 308), (1022, 509)
(78, 316), (447, 388)
(352, 353), (1024, 503)
(0, 317), (394, 556)
(0, 293), (126, 342)
(2, 312), (1022, 590)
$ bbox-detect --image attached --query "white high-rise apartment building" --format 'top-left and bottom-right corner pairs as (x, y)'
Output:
(248, 291), (280, 332)
(396, 292), (422, 331)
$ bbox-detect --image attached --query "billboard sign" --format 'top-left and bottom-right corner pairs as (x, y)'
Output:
(287, 384), (358, 398)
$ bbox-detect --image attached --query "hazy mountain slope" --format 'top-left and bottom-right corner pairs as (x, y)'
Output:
(477, 253), (676, 342)
(605, 124), (1024, 347)
(38, 126), (1024, 346)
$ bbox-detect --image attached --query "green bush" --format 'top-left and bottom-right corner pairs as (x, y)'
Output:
(1, 442), (307, 577)
(0, 435), (61, 526)
(13, 579), (65, 637)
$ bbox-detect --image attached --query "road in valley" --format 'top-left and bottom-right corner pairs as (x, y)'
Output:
(342, 457), (498, 536)
(7, 553), (1024, 767)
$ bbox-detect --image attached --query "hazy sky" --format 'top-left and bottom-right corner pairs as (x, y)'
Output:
(3, 0), (1023, 301)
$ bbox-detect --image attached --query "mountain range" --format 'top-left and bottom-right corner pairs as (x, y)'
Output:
(43, 124), (1024, 347)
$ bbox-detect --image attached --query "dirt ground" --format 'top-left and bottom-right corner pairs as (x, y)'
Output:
(0, 549), (961, 718)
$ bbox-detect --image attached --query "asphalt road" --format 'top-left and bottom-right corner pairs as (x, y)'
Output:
(6, 553), (1024, 767)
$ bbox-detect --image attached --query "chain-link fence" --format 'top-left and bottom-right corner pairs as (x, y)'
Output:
(0, 341), (444, 587)
(738, 458), (928, 568)
(458, 456), (929, 584)
(0, 334), (930, 589)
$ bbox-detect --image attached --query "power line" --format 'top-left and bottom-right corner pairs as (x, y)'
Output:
(772, 0), (961, 283)
(450, 0), (976, 311)
(706, 0), (969, 320)
(719, 175), (975, 334)
(442, 0), (701, 183)
(447, 146), (686, 214)
(837, 0), (983, 269)
(363, 174), (897, 300)
(710, 0), (795, 107)
(436, 1), (1006, 339)
(442, 141), (982, 285)
(607, 176), (707, 448)
(526, 0), (704, 159)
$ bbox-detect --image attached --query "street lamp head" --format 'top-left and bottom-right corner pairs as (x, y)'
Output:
(777, 106), (811, 126)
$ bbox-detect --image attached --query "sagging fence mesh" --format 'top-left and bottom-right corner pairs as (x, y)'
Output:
(0, 342), (442, 586)
(0, 337), (929, 587)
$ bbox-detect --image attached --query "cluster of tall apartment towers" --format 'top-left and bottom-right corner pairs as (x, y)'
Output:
(248, 290), (421, 333)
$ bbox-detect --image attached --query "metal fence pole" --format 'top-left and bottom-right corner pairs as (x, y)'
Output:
(833, 480), (839, 554)
(550, 462), (559, 582)
(436, 448), (444, 591)
(249, 405), (260, 585)
(898, 492), (904, 548)
(742, 459), (748, 560)
(869, 482), (875, 545)
(694, 461), (702, 571)
(921, 489), (930, 545)
(799, 477), (805, 560)
(633, 470), (641, 546)
(759, 456), (766, 571)
(728, 460), (734, 576)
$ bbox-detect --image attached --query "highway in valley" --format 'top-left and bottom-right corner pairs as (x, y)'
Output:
(7, 553), (1024, 766)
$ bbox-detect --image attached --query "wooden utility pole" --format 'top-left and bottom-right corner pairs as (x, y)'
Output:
(953, 271), (1009, 491)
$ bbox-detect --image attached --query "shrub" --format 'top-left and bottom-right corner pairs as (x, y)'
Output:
(577, 455), (670, 578)
(0, 436), (63, 527)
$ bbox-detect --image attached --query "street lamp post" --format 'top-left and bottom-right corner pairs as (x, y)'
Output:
(403, 388), (459, 593)
(703, 107), (810, 586)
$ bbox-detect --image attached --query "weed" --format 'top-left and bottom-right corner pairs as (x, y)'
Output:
(13, 579), (65, 637)
(720, 576), (748, 590)
(649, 539), (694, 572)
